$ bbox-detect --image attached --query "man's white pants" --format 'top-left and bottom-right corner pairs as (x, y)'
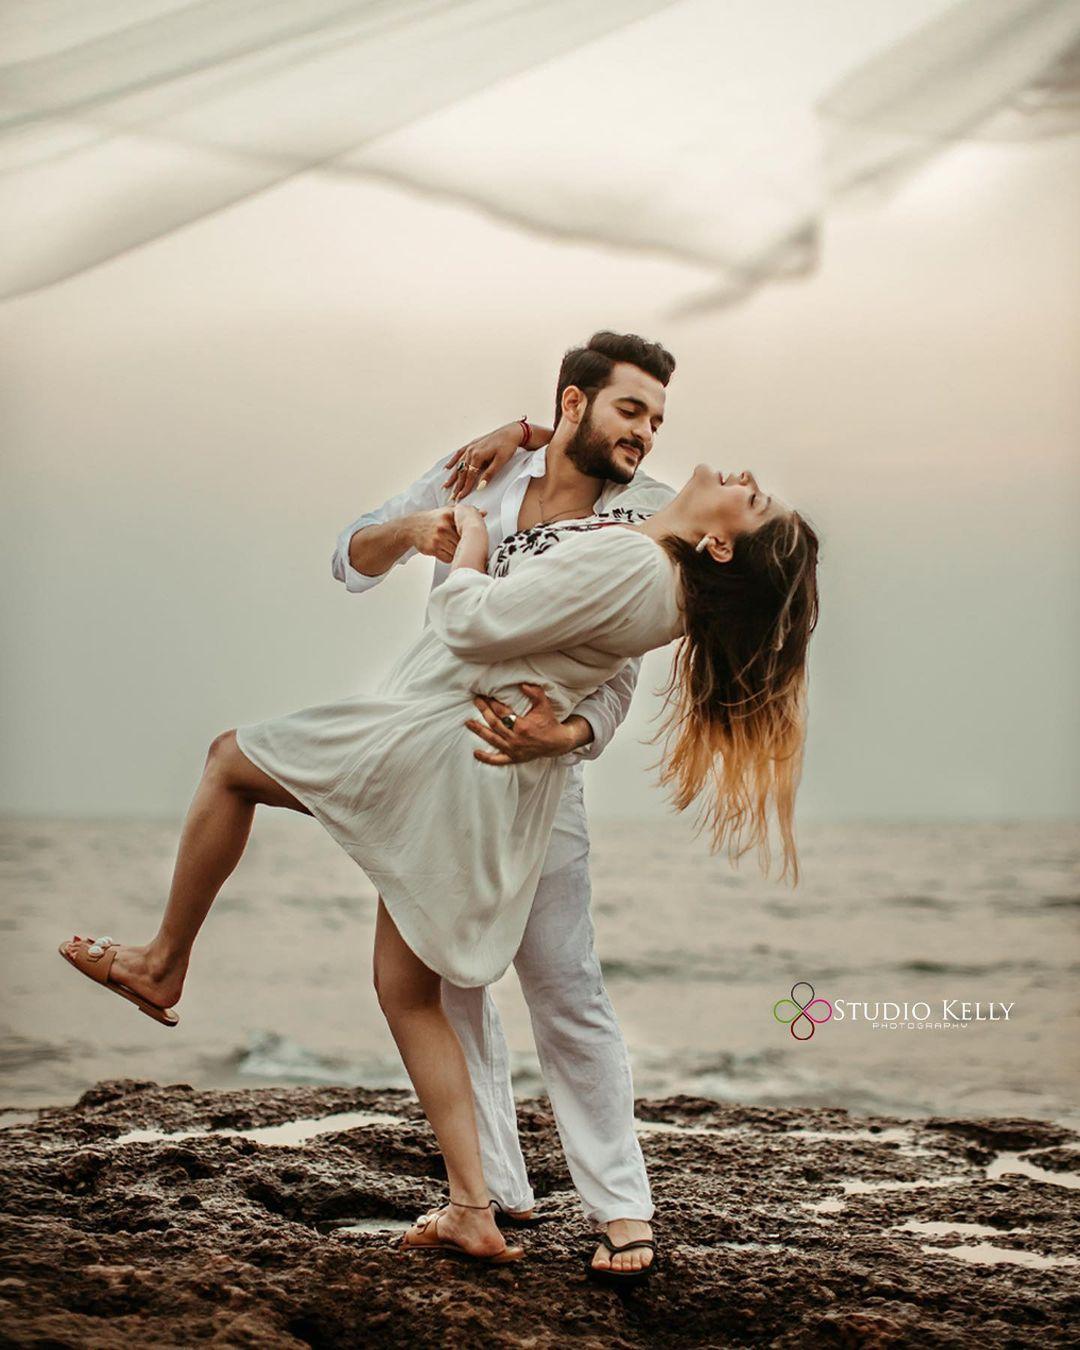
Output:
(439, 774), (654, 1229)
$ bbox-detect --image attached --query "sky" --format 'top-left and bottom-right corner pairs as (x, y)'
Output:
(1, 120), (1078, 823)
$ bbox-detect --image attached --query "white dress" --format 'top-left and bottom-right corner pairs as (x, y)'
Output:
(235, 518), (683, 987)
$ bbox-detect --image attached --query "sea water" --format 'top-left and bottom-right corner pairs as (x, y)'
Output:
(2, 816), (1076, 1126)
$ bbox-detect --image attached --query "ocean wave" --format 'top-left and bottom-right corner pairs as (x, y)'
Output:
(228, 1031), (407, 1089)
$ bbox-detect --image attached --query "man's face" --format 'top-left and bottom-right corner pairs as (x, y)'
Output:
(564, 362), (667, 484)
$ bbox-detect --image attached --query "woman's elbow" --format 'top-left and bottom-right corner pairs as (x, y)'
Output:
(440, 632), (498, 662)
(430, 616), (506, 661)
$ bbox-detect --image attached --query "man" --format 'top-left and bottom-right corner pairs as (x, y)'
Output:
(331, 331), (676, 1277)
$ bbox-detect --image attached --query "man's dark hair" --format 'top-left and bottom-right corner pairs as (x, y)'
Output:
(554, 330), (676, 426)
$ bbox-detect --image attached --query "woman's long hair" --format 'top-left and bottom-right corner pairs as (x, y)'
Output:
(654, 511), (820, 885)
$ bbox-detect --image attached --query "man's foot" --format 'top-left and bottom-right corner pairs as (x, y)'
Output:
(490, 1199), (536, 1224)
(591, 1218), (654, 1274)
(60, 937), (186, 1009)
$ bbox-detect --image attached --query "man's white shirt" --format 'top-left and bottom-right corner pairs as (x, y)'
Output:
(331, 443), (677, 769)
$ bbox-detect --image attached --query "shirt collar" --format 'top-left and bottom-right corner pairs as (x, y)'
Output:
(526, 443), (549, 479)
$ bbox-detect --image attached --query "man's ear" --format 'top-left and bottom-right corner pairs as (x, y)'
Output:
(561, 385), (586, 424)
(704, 534), (733, 565)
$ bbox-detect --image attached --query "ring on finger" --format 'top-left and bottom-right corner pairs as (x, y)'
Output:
(500, 713), (517, 731)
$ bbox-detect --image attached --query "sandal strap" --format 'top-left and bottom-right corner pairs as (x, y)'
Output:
(600, 1234), (656, 1254)
(69, 938), (119, 985)
(448, 1196), (494, 1211)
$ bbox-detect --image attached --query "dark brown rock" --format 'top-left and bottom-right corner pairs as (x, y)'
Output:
(0, 1080), (1077, 1347)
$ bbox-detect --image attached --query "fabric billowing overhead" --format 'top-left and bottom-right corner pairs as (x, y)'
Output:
(2, 0), (1078, 305)
(0, 0), (679, 298)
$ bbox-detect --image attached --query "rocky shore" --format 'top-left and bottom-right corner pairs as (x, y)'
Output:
(1, 1079), (1077, 1347)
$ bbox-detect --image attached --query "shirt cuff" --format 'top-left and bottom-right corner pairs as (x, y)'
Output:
(333, 521), (417, 593)
(342, 558), (392, 593)
(556, 710), (603, 767)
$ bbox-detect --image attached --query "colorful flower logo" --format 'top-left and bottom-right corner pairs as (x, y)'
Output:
(773, 981), (834, 1041)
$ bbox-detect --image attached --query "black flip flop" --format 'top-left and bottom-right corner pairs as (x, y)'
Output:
(586, 1233), (657, 1283)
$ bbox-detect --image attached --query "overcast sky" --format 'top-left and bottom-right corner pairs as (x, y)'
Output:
(1, 127), (1077, 823)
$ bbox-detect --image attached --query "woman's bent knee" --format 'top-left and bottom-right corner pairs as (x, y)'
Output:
(204, 729), (260, 797)
(204, 729), (251, 791)
(206, 728), (238, 768)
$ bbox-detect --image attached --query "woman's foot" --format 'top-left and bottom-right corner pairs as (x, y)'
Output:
(402, 1200), (515, 1259)
(61, 937), (186, 1009)
(591, 1218), (654, 1274)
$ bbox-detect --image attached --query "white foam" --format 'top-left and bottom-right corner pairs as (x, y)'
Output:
(635, 1121), (917, 1146)
(893, 1219), (1029, 1239)
(986, 1151), (1080, 1190)
(327, 1217), (415, 1235)
(920, 1242), (1079, 1270)
(634, 1120), (741, 1137)
(801, 1197), (846, 1215)
(0, 1111), (38, 1130)
(114, 1109), (406, 1147)
(786, 1127), (914, 1145)
(841, 1175), (970, 1196)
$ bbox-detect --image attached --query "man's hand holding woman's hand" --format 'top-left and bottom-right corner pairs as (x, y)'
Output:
(407, 506), (462, 563)
(406, 502), (486, 569)
(446, 502), (489, 575)
(353, 417), (551, 575)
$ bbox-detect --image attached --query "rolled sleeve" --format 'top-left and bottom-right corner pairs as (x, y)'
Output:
(331, 514), (417, 594)
(557, 656), (641, 766)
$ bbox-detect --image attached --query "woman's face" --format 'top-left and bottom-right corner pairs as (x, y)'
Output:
(678, 463), (790, 553)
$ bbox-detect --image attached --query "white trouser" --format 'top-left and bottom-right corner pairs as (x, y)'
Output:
(439, 774), (654, 1229)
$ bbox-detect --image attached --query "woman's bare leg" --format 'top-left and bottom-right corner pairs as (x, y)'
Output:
(373, 896), (512, 1257)
(61, 730), (311, 1008)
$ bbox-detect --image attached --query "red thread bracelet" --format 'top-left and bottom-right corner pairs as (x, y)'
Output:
(517, 415), (531, 448)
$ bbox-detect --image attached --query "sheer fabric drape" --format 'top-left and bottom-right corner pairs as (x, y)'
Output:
(2, 0), (1078, 303)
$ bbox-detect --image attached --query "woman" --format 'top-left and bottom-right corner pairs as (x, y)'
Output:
(59, 463), (819, 1266)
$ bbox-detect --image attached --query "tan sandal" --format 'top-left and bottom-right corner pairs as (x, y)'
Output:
(394, 1199), (525, 1264)
(58, 936), (179, 1028)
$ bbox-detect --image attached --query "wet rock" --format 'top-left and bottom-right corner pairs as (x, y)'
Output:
(0, 1082), (1076, 1347)
(922, 1116), (1074, 1153)
(1027, 1146), (1080, 1175)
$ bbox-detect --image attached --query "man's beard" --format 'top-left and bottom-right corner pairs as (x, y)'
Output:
(563, 407), (639, 485)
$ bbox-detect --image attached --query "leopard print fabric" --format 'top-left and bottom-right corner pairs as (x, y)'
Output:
(488, 507), (653, 579)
